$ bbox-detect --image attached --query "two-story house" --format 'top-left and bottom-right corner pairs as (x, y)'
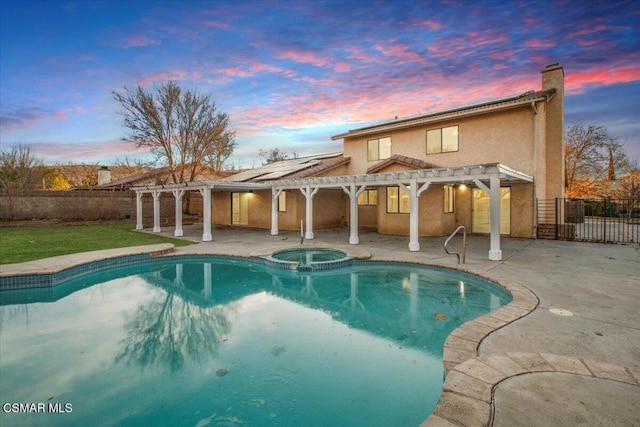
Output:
(133, 64), (565, 260)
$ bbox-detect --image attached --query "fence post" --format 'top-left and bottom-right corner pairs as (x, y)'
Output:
(603, 198), (607, 242)
(555, 197), (561, 240)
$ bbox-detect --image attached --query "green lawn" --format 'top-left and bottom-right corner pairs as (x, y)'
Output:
(0, 223), (194, 264)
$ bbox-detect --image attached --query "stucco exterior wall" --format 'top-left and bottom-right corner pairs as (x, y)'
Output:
(343, 106), (537, 177)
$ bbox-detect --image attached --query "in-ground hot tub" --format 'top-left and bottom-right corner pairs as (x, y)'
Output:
(261, 248), (353, 271)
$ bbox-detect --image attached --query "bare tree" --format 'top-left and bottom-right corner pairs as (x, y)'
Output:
(564, 123), (629, 198)
(258, 147), (298, 165)
(112, 81), (236, 181)
(0, 144), (45, 191)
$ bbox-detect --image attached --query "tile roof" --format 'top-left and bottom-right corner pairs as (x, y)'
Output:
(367, 154), (434, 174)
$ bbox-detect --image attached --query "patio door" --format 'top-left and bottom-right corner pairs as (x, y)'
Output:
(472, 187), (511, 234)
(232, 192), (250, 225)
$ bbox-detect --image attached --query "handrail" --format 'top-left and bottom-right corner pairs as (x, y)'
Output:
(444, 226), (467, 264)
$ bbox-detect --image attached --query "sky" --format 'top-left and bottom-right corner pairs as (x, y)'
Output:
(1, 0), (639, 169)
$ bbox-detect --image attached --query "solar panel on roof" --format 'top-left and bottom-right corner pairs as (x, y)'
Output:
(226, 157), (320, 182)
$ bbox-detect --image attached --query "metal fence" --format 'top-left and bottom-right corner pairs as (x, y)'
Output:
(537, 198), (640, 243)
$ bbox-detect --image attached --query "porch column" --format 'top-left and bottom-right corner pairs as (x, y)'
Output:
(152, 190), (161, 233)
(300, 186), (319, 239)
(342, 183), (366, 245)
(135, 191), (143, 230)
(172, 189), (185, 237)
(271, 188), (282, 235)
(199, 187), (212, 241)
(400, 180), (430, 252)
(474, 176), (502, 260)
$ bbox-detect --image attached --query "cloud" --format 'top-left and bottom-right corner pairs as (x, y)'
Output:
(134, 69), (204, 87)
(525, 39), (556, 49)
(0, 106), (68, 135)
(30, 139), (150, 163)
(121, 35), (160, 49)
(374, 42), (426, 65)
(567, 64), (640, 94)
(416, 19), (443, 31)
(275, 49), (329, 67)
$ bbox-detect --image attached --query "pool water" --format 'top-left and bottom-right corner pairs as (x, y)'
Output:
(0, 257), (510, 427)
(271, 248), (348, 264)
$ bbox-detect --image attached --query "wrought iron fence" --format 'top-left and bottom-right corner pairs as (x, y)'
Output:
(536, 198), (640, 243)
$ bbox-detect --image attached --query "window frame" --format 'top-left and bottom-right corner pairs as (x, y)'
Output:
(386, 186), (410, 214)
(426, 125), (459, 154)
(357, 189), (378, 206)
(367, 136), (392, 161)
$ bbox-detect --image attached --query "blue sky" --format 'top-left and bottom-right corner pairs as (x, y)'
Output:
(1, 0), (639, 168)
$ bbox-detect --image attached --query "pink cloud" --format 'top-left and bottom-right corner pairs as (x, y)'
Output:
(468, 30), (509, 47)
(203, 20), (229, 29)
(121, 35), (160, 49)
(489, 50), (516, 60)
(0, 106), (68, 136)
(417, 19), (443, 31)
(525, 39), (556, 49)
(374, 43), (426, 64)
(334, 62), (351, 72)
(276, 49), (329, 67)
(566, 64), (640, 94)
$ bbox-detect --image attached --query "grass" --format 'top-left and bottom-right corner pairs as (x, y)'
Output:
(0, 223), (195, 264)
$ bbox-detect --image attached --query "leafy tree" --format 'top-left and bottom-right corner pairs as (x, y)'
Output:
(564, 123), (629, 198)
(112, 81), (236, 180)
(258, 147), (298, 165)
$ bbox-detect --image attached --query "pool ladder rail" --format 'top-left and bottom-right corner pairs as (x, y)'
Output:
(444, 225), (467, 264)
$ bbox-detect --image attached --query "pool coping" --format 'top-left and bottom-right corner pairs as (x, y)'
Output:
(2, 243), (638, 426)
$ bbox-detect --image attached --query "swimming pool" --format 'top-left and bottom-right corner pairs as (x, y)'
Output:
(0, 256), (511, 426)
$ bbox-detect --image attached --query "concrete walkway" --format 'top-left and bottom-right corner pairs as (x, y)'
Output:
(2, 225), (639, 426)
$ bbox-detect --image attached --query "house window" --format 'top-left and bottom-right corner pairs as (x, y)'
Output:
(386, 186), (410, 213)
(367, 137), (391, 161)
(427, 126), (458, 154)
(357, 189), (378, 206)
(278, 191), (286, 212)
(444, 185), (455, 213)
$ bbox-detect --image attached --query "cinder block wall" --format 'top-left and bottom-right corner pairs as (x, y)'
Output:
(0, 190), (175, 226)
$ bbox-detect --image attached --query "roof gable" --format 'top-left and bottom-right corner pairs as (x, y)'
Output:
(367, 155), (433, 174)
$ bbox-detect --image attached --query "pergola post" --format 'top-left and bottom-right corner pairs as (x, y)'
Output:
(474, 176), (502, 261)
(199, 187), (212, 241)
(151, 190), (161, 233)
(300, 186), (319, 239)
(402, 179), (430, 252)
(342, 183), (366, 245)
(271, 188), (282, 235)
(135, 191), (143, 230)
(172, 189), (185, 237)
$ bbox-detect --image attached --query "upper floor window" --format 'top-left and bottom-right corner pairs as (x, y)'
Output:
(368, 137), (391, 161)
(357, 189), (378, 206)
(427, 126), (458, 154)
